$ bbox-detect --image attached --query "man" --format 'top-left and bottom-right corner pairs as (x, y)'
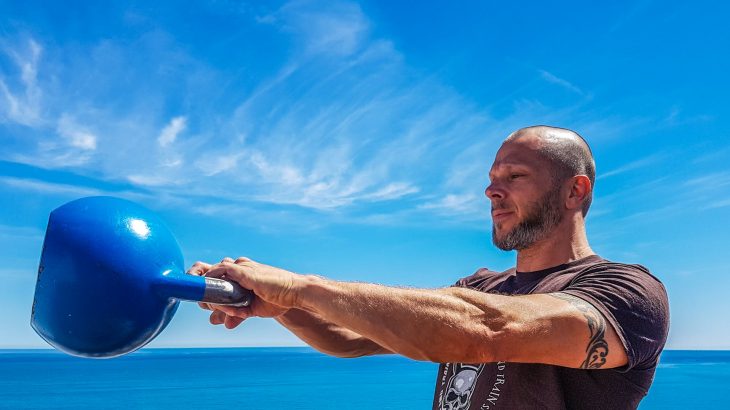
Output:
(189, 125), (669, 409)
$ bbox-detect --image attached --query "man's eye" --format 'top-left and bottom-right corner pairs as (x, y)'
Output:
(510, 174), (524, 179)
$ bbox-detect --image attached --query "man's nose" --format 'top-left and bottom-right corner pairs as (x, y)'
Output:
(485, 182), (504, 200)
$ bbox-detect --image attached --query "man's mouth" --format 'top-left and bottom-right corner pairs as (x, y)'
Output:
(491, 210), (514, 222)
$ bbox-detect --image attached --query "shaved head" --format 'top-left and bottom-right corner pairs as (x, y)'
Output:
(505, 125), (595, 216)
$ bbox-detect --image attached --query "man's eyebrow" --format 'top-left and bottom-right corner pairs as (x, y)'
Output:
(490, 161), (531, 170)
(488, 163), (531, 180)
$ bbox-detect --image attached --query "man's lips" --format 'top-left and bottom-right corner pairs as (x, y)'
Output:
(491, 210), (514, 221)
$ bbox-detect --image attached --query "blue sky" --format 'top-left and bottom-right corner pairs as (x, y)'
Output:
(1, 0), (729, 350)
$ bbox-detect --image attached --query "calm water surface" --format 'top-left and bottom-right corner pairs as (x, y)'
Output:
(0, 349), (727, 409)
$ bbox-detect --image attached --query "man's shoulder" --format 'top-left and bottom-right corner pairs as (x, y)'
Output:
(576, 256), (665, 288)
(453, 256), (666, 294)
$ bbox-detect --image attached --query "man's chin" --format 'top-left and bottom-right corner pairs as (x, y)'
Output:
(493, 239), (516, 251)
(491, 230), (513, 251)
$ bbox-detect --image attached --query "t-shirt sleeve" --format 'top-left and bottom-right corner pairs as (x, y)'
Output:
(560, 263), (670, 371)
(454, 272), (480, 287)
(452, 268), (503, 289)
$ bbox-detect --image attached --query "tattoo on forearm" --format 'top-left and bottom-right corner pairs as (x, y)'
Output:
(550, 293), (609, 369)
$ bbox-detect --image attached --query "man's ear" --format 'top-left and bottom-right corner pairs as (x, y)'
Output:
(565, 175), (591, 211)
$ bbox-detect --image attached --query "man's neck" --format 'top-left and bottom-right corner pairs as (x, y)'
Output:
(515, 221), (594, 272)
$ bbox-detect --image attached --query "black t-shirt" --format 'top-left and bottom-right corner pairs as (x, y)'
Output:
(432, 255), (670, 410)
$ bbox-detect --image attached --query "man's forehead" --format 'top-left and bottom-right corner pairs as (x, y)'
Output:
(491, 140), (544, 168)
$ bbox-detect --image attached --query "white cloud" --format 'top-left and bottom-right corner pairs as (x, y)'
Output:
(360, 182), (419, 202)
(0, 4), (649, 229)
(703, 197), (730, 210)
(127, 174), (180, 187)
(0, 224), (43, 241)
(683, 171), (730, 189)
(598, 152), (665, 180)
(0, 176), (102, 197)
(267, 0), (369, 57)
(419, 193), (483, 216)
(0, 12), (515, 221)
(539, 69), (584, 95)
(195, 152), (242, 176)
(0, 38), (43, 126)
(56, 114), (98, 150)
(158, 116), (187, 147)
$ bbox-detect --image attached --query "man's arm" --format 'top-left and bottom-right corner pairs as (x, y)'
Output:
(275, 309), (392, 358)
(297, 278), (627, 367)
(205, 261), (628, 368)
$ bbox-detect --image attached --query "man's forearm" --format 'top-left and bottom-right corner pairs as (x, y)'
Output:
(275, 308), (391, 358)
(295, 276), (506, 363)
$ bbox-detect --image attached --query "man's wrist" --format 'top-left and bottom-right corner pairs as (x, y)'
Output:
(292, 273), (328, 312)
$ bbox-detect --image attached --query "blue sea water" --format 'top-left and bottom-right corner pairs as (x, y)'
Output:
(0, 348), (727, 409)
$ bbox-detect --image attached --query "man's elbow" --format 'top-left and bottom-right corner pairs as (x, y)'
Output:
(314, 340), (390, 359)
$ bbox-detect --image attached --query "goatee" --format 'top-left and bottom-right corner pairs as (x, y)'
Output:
(492, 188), (563, 251)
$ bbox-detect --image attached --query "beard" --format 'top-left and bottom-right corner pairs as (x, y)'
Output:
(492, 187), (563, 251)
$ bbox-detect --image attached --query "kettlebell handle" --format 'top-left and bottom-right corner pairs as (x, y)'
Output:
(155, 270), (254, 308)
(202, 277), (254, 307)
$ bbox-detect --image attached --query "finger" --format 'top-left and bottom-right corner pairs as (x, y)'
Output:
(198, 302), (213, 311)
(209, 310), (226, 325)
(221, 257), (235, 264)
(235, 257), (253, 264)
(205, 262), (252, 286)
(211, 304), (250, 318)
(224, 315), (245, 329)
(187, 261), (212, 276)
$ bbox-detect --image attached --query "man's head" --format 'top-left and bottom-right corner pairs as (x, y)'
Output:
(486, 126), (595, 251)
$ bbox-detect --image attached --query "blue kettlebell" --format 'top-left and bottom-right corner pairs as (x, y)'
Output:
(30, 196), (254, 358)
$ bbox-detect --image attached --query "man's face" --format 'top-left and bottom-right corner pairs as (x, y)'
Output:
(486, 140), (564, 251)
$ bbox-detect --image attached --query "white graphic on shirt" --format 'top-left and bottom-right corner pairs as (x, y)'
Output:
(439, 363), (485, 410)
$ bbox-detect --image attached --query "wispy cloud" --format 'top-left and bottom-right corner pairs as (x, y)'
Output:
(0, 175), (161, 207)
(703, 197), (730, 210)
(538, 69), (584, 95)
(0, 1), (647, 229)
(57, 114), (97, 150)
(0, 176), (103, 197)
(683, 171), (730, 190)
(598, 152), (665, 180)
(419, 193), (484, 216)
(684, 171), (730, 210)
(158, 116), (187, 147)
(0, 224), (43, 241)
(360, 183), (419, 202)
(261, 0), (369, 57)
(0, 38), (43, 126)
(691, 144), (730, 165)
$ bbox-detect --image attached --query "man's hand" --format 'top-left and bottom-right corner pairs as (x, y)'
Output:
(205, 257), (307, 308)
(186, 257), (293, 329)
(189, 258), (390, 357)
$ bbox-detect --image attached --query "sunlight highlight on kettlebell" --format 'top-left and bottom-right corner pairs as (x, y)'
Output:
(128, 218), (151, 239)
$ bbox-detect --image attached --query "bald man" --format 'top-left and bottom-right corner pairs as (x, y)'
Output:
(189, 126), (669, 409)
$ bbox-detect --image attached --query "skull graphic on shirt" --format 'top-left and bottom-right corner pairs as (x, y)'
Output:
(440, 363), (485, 410)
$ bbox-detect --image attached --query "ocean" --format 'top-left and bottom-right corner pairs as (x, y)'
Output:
(0, 348), (727, 409)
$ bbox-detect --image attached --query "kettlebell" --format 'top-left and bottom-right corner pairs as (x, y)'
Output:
(30, 196), (254, 358)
